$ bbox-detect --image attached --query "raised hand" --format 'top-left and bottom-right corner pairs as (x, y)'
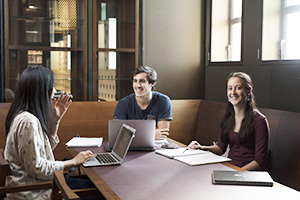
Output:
(53, 92), (72, 123)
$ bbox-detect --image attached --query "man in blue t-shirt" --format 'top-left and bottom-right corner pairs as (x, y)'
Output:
(113, 65), (172, 140)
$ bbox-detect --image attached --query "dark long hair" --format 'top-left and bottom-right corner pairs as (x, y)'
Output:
(5, 66), (56, 137)
(220, 72), (257, 144)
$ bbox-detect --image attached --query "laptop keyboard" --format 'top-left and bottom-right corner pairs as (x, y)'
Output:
(96, 153), (118, 164)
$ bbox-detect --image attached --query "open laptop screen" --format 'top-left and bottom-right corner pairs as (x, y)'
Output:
(108, 120), (155, 151)
(112, 124), (135, 160)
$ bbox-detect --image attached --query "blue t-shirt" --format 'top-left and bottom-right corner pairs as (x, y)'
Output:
(113, 91), (172, 126)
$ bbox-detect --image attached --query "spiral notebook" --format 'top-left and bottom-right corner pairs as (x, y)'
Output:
(212, 170), (274, 187)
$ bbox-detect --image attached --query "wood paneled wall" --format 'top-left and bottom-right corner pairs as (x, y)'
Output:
(0, 100), (201, 160)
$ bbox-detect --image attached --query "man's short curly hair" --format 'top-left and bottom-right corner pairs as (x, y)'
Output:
(132, 65), (157, 84)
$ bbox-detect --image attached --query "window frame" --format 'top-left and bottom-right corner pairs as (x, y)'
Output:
(260, 0), (300, 64)
(207, 0), (244, 66)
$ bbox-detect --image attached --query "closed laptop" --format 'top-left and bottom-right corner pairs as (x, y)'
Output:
(212, 170), (274, 187)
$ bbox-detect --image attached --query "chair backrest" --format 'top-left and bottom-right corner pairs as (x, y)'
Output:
(0, 148), (53, 200)
(0, 148), (10, 200)
(52, 171), (80, 200)
(0, 148), (11, 187)
(261, 108), (300, 191)
(52, 170), (102, 200)
(195, 100), (226, 145)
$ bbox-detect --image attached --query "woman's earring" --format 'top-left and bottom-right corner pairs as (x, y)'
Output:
(246, 95), (250, 101)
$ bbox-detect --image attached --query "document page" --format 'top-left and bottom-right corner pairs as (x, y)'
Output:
(174, 152), (231, 166)
(155, 148), (208, 158)
(66, 137), (103, 147)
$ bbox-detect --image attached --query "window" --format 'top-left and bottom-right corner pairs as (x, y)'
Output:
(262, 0), (300, 60)
(96, 0), (138, 101)
(210, 0), (242, 62)
(1, 0), (139, 102)
(5, 0), (83, 100)
(205, 0), (300, 114)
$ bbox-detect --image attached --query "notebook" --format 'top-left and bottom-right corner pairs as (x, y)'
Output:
(156, 148), (231, 166)
(106, 120), (155, 151)
(83, 123), (136, 167)
(212, 170), (274, 187)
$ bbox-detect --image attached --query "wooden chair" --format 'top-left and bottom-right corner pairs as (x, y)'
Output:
(52, 170), (102, 200)
(0, 148), (52, 200)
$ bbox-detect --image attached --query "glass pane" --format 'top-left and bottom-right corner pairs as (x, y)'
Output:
(231, 0), (242, 18)
(98, 52), (117, 101)
(98, 18), (117, 48)
(25, 21), (42, 43)
(28, 50), (43, 64)
(210, 0), (242, 62)
(262, 0), (282, 60)
(231, 23), (242, 61)
(96, 0), (136, 101)
(285, 12), (300, 59)
(50, 51), (71, 94)
(21, 0), (43, 15)
(6, 0), (85, 102)
(262, 0), (300, 60)
(97, 1), (136, 49)
(7, 50), (84, 100)
(287, 0), (300, 6)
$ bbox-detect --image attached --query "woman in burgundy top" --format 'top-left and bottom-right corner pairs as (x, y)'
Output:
(189, 72), (269, 171)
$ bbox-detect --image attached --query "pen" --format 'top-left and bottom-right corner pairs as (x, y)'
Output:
(183, 148), (189, 153)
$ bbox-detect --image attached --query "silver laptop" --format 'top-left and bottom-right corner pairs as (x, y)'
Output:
(106, 120), (155, 151)
(83, 123), (136, 167)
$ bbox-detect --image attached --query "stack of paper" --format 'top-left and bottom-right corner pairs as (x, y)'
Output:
(155, 148), (231, 166)
(66, 137), (103, 147)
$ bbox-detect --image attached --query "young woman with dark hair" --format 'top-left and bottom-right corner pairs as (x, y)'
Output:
(189, 72), (270, 171)
(4, 66), (95, 199)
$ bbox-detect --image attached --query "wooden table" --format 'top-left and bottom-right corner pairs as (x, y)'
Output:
(66, 139), (300, 200)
